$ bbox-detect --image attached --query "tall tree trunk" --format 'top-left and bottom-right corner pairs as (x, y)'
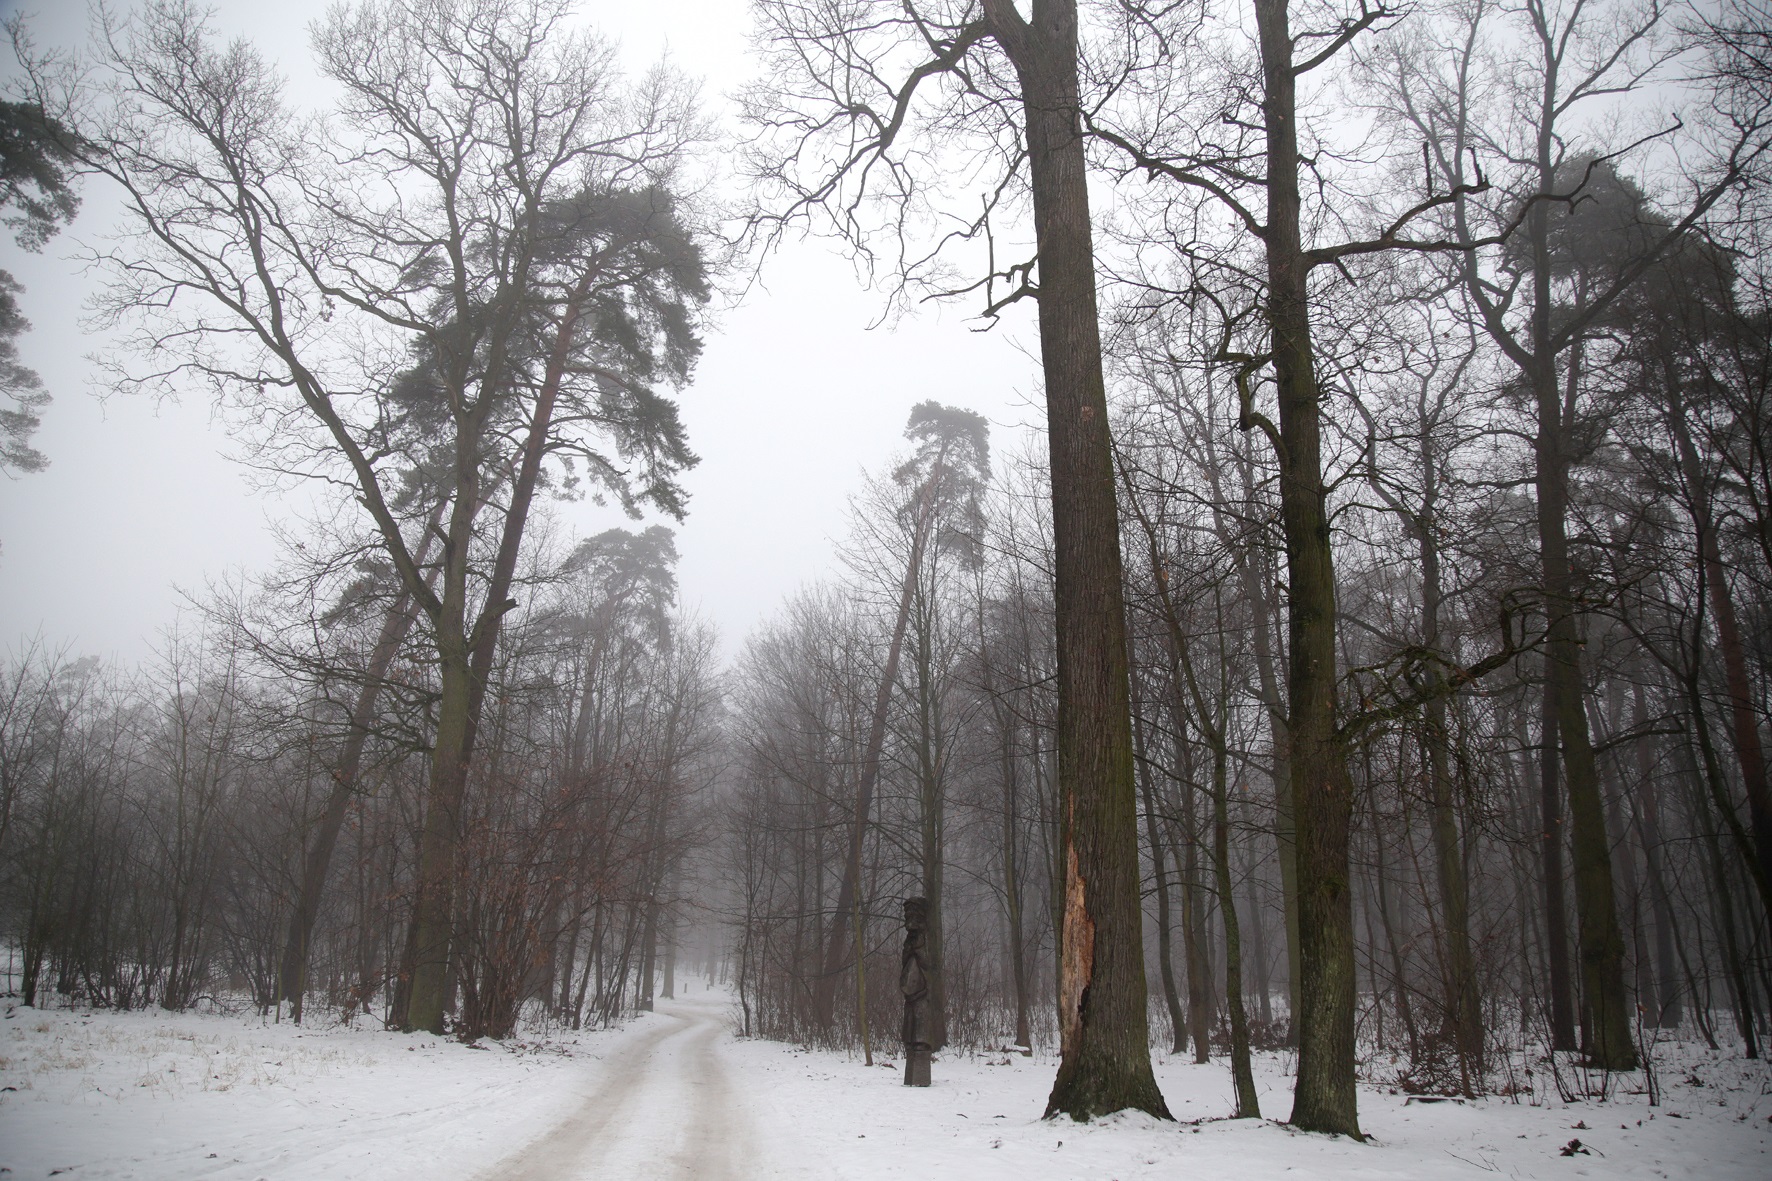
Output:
(1547, 558), (1636, 1067)
(556, 901), (584, 1017)
(1513, 111), (1636, 1075)
(1541, 413), (1637, 1069)
(852, 876), (872, 1064)
(1685, 649), (1772, 959)
(399, 642), (474, 1034)
(1135, 695), (1188, 1054)
(1211, 716), (1260, 1117)
(402, 269), (598, 1035)
(982, 0), (1167, 1121)
(1181, 764), (1214, 1065)
(1693, 749), (1762, 1060)
(1632, 683), (1681, 1027)
(1002, 714), (1033, 1051)
(977, 571), (1032, 1051)
(1245, 834), (1275, 1030)
(1417, 501), (1483, 1086)
(279, 505), (446, 1021)
(1253, 0), (1361, 1135)
(1667, 378), (1772, 929)
(638, 892), (660, 1012)
(1164, 663), (1215, 1063)
(1538, 676), (1578, 1050)
(1369, 770), (1420, 1068)
(913, 588), (948, 1050)
(1251, 564), (1300, 1042)
(815, 500), (926, 1030)
(278, 593), (418, 1018)
(1121, 484), (1209, 1059)
(1218, 452), (1299, 1042)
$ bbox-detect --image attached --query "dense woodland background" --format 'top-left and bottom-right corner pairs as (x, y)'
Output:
(2, 0), (1771, 1125)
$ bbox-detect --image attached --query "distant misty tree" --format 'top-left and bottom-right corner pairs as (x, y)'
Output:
(0, 97), (81, 476)
(0, 276), (50, 475)
(815, 400), (989, 1046)
(0, 99), (78, 246)
(559, 525), (680, 654)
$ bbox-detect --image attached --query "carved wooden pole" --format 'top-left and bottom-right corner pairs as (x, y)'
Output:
(901, 897), (932, 1087)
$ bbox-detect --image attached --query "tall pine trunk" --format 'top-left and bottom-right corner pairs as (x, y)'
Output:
(815, 499), (925, 1030)
(913, 589), (949, 1049)
(1527, 223), (1636, 1070)
(401, 270), (598, 1035)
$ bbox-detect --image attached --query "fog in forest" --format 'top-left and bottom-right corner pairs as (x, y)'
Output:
(2, 1), (1770, 1178)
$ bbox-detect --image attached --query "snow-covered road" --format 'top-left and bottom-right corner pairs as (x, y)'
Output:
(486, 995), (753, 1181)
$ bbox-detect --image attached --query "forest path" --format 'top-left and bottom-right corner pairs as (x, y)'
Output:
(483, 994), (753, 1181)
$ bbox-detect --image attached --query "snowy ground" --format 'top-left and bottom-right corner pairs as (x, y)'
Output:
(3, 992), (1768, 1180)
(0, 997), (594, 1180)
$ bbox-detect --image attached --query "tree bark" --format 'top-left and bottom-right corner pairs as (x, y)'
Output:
(1538, 677), (1579, 1051)
(1252, 0), (1362, 1135)
(1528, 249), (1637, 1070)
(982, 0), (1167, 1121)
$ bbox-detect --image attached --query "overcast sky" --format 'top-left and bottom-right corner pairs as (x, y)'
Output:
(0, 0), (1044, 664)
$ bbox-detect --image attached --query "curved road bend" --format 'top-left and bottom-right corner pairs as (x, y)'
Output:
(483, 995), (753, 1181)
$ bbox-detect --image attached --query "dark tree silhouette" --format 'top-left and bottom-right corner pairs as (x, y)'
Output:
(0, 97), (80, 475)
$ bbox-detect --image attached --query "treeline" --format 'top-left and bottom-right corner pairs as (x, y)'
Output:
(724, 266), (1769, 1093)
(0, 524), (719, 1039)
(725, 0), (1772, 1127)
(2, 0), (722, 1040)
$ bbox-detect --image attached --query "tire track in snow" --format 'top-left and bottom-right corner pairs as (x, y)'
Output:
(484, 995), (751, 1181)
